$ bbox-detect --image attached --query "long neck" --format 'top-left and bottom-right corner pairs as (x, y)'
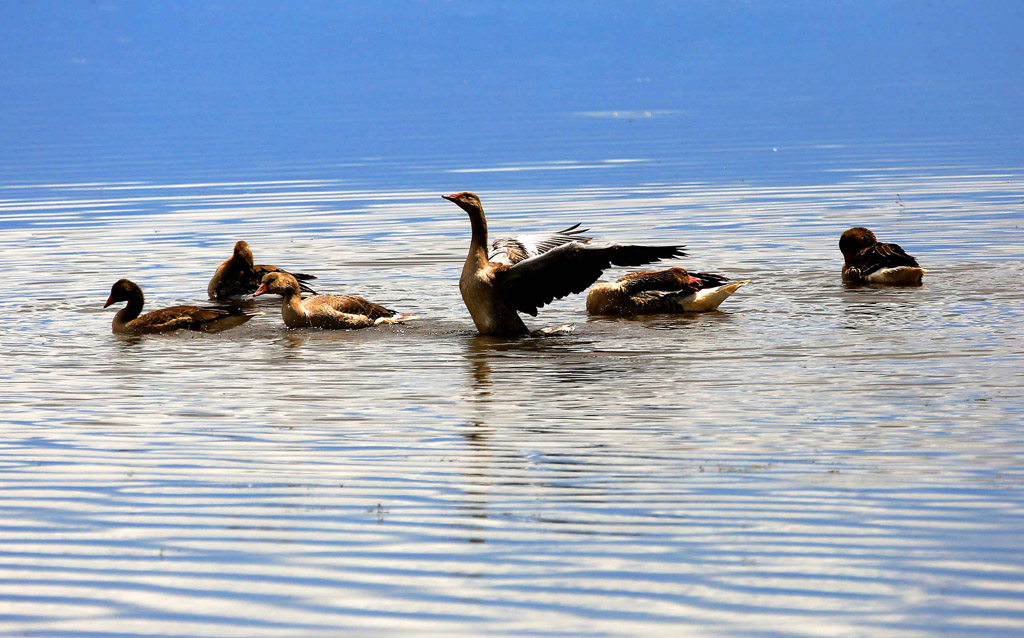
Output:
(280, 290), (309, 327)
(113, 294), (144, 329)
(466, 208), (490, 269)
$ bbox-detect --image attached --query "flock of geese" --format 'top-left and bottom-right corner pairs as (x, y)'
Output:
(104, 191), (926, 337)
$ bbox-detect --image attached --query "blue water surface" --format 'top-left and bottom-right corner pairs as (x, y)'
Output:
(2, 1), (1022, 188)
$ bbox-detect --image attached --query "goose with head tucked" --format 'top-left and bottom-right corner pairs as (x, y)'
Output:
(208, 240), (317, 300)
(587, 267), (748, 315)
(105, 279), (261, 335)
(839, 227), (925, 285)
(253, 272), (416, 329)
(442, 191), (685, 335)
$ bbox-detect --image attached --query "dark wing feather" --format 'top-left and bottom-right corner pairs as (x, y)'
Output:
(489, 224), (593, 265)
(255, 264), (317, 281)
(616, 268), (693, 294)
(132, 306), (228, 332)
(254, 265), (318, 294)
(530, 223), (592, 254)
(852, 242), (919, 277)
(497, 242), (685, 316)
(690, 271), (731, 288)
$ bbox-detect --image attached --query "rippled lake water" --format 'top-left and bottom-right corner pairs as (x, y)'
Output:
(2, 2), (1024, 637)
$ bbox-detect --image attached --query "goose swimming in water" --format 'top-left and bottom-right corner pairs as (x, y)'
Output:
(208, 240), (317, 300)
(586, 267), (748, 315)
(840, 227), (925, 285)
(105, 279), (261, 334)
(253, 272), (416, 329)
(442, 191), (685, 336)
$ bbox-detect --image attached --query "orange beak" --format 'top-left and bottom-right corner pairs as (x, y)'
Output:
(441, 193), (458, 202)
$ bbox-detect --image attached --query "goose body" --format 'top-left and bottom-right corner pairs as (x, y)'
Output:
(586, 267), (748, 316)
(254, 272), (415, 329)
(840, 227), (925, 285)
(209, 240), (317, 300)
(443, 191), (686, 335)
(105, 279), (260, 335)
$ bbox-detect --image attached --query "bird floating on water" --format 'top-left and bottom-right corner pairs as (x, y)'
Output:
(839, 227), (925, 285)
(208, 240), (317, 300)
(586, 267), (748, 315)
(253, 272), (416, 329)
(105, 279), (261, 334)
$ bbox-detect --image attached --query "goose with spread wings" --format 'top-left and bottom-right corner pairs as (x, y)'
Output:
(442, 191), (685, 336)
(839, 227), (925, 285)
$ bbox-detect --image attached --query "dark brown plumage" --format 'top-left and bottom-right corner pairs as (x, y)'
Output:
(443, 191), (685, 335)
(208, 240), (317, 300)
(617, 268), (729, 295)
(586, 267), (745, 316)
(105, 279), (260, 334)
(839, 227), (924, 285)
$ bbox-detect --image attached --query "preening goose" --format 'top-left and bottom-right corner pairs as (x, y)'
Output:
(208, 240), (317, 300)
(105, 279), (260, 334)
(587, 267), (748, 315)
(253, 272), (416, 329)
(442, 191), (685, 336)
(840, 227), (925, 285)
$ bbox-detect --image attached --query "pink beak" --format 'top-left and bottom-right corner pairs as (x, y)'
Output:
(253, 283), (267, 297)
(103, 295), (114, 308)
(441, 193), (458, 202)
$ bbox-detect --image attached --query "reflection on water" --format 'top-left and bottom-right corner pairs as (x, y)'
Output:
(1, 172), (1023, 636)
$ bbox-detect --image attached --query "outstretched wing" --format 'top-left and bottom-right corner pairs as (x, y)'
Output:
(489, 224), (592, 265)
(496, 242), (685, 316)
(852, 242), (919, 277)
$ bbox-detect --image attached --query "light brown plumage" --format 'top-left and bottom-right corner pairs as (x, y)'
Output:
(253, 272), (415, 329)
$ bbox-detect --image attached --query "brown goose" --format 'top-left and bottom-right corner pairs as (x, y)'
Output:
(840, 227), (925, 285)
(105, 279), (261, 334)
(253, 272), (416, 329)
(208, 240), (317, 300)
(587, 267), (748, 315)
(442, 191), (685, 335)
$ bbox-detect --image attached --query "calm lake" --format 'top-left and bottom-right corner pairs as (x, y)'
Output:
(1, 2), (1023, 636)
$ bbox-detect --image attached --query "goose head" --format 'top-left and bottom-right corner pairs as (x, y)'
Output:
(839, 227), (877, 259)
(253, 271), (301, 298)
(442, 191), (484, 217)
(104, 278), (143, 308)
